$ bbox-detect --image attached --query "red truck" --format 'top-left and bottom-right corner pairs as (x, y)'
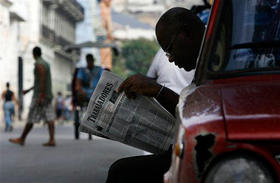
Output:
(165, 0), (280, 182)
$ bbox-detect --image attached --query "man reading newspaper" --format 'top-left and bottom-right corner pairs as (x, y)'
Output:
(80, 7), (205, 183)
(105, 7), (205, 183)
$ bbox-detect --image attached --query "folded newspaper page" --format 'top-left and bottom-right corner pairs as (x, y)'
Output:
(80, 71), (177, 153)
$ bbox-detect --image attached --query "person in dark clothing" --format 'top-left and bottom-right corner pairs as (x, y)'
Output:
(72, 54), (103, 140)
(191, 0), (211, 14)
(72, 67), (93, 140)
(106, 7), (205, 183)
(191, 0), (212, 25)
(1, 82), (17, 132)
(55, 91), (64, 122)
(71, 68), (80, 139)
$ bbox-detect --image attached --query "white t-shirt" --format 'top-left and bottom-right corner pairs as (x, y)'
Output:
(147, 49), (195, 94)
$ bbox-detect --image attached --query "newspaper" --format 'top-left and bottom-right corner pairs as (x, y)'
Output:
(80, 71), (177, 153)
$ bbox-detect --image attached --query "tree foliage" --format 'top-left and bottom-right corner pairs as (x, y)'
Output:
(112, 39), (159, 78)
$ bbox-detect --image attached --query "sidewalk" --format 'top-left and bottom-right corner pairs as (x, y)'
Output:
(0, 118), (75, 132)
(0, 119), (25, 130)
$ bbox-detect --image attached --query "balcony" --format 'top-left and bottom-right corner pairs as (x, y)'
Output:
(41, 25), (56, 42)
(0, 0), (12, 7)
(41, 24), (75, 48)
(42, 0), (57, 6)
(42, 0), (84, 22)
(10, 1), (27, 22)
(65, 0), (84, 17)
(55, 36), (72, 47)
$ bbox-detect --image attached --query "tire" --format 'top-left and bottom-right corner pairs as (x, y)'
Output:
(204, 155), (275, 183)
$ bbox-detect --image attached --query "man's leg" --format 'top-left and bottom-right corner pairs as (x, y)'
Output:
(88, 134), (92, 140)
(106, 149), (172, 183)
(9, 104), (15, 131)
(9, 123), (33, 145)
(74, 109), (80, 139)
(10, 97), (37, 145)
(4, 104), (11, 132)
(43, 120), (56, 146)
(74, 122), (80, 139)
(80, 106), (92, 140)
(42, 100), (56, 146)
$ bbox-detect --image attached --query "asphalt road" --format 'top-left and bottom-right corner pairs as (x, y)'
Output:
(0, 123), (143, 183)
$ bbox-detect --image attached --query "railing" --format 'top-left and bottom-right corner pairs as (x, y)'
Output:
(41, 25), (55, 42)
(69, 0), (84, 15)
(61, 0), (84, 21)
(55, 36), (72, 47)
(41, 25), (74, 47)
(43, 0), (84, 21)
(42, 0), (57, 6)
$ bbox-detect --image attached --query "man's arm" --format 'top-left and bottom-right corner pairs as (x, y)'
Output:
(75, 68), (85, 93)
(75, 77), (87, 103)
(118, 74), (179, 116)
(23, 86), (34, 95)
(1, 91), (5, 100)
(75, 78), (83, 92)
(156, 86), (178, 116)
(146, 49), (161, 78)
(12, 93), (18, 105)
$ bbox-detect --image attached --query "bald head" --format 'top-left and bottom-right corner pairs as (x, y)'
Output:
(155, 7), (205, 71)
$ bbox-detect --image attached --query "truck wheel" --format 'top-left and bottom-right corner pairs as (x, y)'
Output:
(204, 155), (275, 183)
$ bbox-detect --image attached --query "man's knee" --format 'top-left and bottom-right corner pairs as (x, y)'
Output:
(106, 158), (131, 183)
(106, 162), (118, 183)
(108, 158), (124, 175)
(26, 123), (34, 128)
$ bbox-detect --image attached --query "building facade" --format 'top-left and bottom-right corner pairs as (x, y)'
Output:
(0, 0), (25, 90)
(0, 0), (26, 119)
(112, 0), (205, 27)
(40, 0), (84, 94)
(0, 0), (84, 120)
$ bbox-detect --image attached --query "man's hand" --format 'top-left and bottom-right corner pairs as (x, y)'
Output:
(117, 74), (162, 99)
(118, 74), (179, 116)
(22, 87), (34, 95)
(23, 90), (29, 95)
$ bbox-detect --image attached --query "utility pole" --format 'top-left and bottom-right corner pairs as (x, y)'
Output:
(18, 56), (23, 120)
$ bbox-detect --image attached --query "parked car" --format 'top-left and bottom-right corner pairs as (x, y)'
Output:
(165, 0), (280, 182)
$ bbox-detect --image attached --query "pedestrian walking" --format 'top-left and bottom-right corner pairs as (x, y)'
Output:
(63, 94), (72, 121)
(1, 82), (17, 132)
(55, 91), (64, 123)
(9, 46), (56, 146)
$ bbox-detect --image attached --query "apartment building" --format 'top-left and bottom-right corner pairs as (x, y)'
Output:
(0, 0), (84, 119)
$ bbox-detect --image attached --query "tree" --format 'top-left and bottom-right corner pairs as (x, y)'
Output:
(113, 39), (159, 78)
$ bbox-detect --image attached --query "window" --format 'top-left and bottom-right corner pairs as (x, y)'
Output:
(208, 0), (280, 74)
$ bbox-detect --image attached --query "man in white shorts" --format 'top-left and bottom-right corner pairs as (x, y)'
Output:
(9, 47), (56, 146)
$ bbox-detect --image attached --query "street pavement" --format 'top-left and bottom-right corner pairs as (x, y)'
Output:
(0, 122), (143, 183)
